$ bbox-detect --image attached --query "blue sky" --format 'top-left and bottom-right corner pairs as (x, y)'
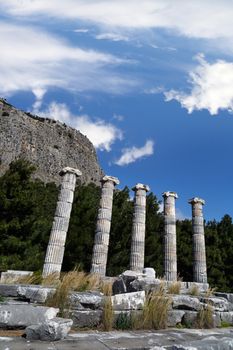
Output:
(1, 1), (233, 221)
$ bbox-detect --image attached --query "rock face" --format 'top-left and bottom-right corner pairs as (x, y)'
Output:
(0, 98), (103, 185)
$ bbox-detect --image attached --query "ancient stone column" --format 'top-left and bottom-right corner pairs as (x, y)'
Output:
(91, 175), (120, 276)
(130, 183), (150, 272)
(189, 197), (207, 283)
(42, 167), (82, 278)
(163, 191), (178, 281)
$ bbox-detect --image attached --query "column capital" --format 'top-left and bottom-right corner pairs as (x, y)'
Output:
(59, 167), (82, 177)
(132, 183), (150, 192)
(162, 191), (178, 199)
(102, 175), (120, 186)
(188, 197), (205, 205)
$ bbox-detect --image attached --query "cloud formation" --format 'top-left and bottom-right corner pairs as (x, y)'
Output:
(165, 55), (233, 115)
(0, 22), (136, 97)
(115, 140), (154, 166)
(37, 102), (123, 151)
(1, 1), (233, 42)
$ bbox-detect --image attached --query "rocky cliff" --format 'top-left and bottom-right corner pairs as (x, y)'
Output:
(0, 98), (103, 185)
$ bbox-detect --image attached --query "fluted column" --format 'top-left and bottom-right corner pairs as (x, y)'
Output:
(163, 191), (178, 281)
(91, 175), (120, 276)
(189, 197), (207, 283)
(42, 167), (82, 278)
(130, 183), (150, 272)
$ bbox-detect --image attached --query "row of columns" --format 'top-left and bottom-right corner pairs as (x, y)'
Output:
(42, 168), (207, 284)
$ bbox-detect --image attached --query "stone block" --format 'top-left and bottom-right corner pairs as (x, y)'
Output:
(215, 292), (233, 305)
(171, 295), (201, 311)
(69, 291), (104, 310)
(143, 267), (156, 278)
(71, 310), (102, 328)
(17, 285), (56, 303)
(200, 296), (229, 312)
(186, 282), (209, 293)
(216, 311), (233, 325)
(182, 311), (198, 327)
(111, 291), (145, 311)
(0, 284), (19, 297)
(0, 304), (58, 328)
(0, 270), (33, 284)
(167, 310), (185, 327)
(25, 317), (73, 341)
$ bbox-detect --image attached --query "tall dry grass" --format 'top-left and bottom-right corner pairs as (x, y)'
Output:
(101, 280), (114, 331)
(45, 269), (102, 317)
(133, 283), (171, 330)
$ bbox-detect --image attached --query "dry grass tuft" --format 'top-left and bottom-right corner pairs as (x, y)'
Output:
(101, 280), (113, 296)
(188, 284), (200, 296)
(101, 280), (114, 331)
(14, 272), (42, 285)
(205, 287), (217, 298)
(102, 296), (114, 331)
(42, 272), (60, 287)
(195, 304), (214, 329)
(134, 283), (171, 330)
(45, 269), (102, 317)
(168, 280), (182, 295)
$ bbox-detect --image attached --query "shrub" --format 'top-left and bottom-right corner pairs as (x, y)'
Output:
(115, 312), (132, 330)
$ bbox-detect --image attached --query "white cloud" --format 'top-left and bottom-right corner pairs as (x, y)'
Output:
(0, 22), (136, 97)
(37, 102), (123, 151)
(74, 28), (89, 33)
(115, 140), (154, 166)
(113, 114), (124, 121)
(165, 54), (233, 115)
(95, 33), (129, 42)
(144, 87), (164, 94)
(1, 1), (233, 43)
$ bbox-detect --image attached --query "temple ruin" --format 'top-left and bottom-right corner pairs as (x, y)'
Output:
(42, 171), (208, 284)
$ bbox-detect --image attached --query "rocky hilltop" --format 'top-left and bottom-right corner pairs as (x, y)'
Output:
(0, 98), (103, 185)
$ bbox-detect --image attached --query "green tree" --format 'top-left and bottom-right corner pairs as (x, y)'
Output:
(0, 159), (58, 271)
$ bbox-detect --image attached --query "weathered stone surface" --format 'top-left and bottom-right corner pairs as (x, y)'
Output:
(17, 285), (56, 303)
(171, 295), (201, 311)
(71, 310), (102, 328)
(200, 296), (229, 312)
(0, 99), (103, 185)
(189, 197), (207, 284)
(186, 282), (209, 293)
(215, 292), (233, 305)
(216, 311), (233, 325)
(182, 310), (198, 327)
(130, 276), (161, 293)
(0, 304), (58, 328)
(0, 284), (56, 303)
(5, 328), (233, 349)
(111, 291), (145, 310)
(143, 267), (156, 278)
(163, 191), (178, 282)
(130, 184), (149, 272)
(0, 284), (19, 297)
(91, 176), (119, 276)
(25, 317), (73, 341)
(69, 291), (104, 310)
(167, 310), (185, 327)
(0, 270), (33, 284)
(42, 168), (81, 277)
(112, 270), (140, 294)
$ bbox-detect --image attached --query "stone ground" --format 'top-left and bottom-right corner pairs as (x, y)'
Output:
(1, 328), (233, 350)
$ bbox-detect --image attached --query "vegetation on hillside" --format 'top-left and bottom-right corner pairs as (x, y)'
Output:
(0, 160), (232, 292)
